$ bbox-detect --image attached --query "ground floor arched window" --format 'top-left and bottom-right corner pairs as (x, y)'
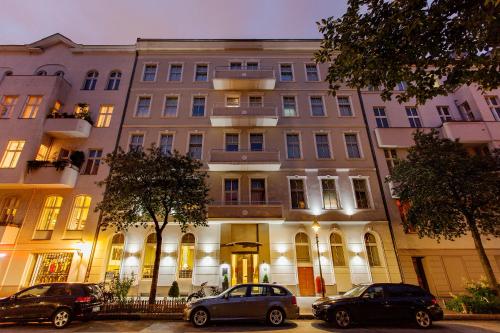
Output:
(106, 234), (124, 278)
(178, 233), (195, 278)
(365, 232), (381, 267)
(142, 234), (156, 279)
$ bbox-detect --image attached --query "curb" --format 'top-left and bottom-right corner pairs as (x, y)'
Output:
(444, 313), (500, 321)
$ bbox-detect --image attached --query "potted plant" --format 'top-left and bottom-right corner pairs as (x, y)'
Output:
(168, 281), (180, 298)
(70, 151), (85, 169)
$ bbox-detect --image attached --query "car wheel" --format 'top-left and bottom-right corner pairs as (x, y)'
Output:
(415, 310), (432, 329)
(191, 308), (209, 327)
(332, 308), (351, 328)
(52, 308), (72, 329)
(267, 308), (285, 326)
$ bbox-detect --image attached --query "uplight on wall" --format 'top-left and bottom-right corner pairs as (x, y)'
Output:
(0, 253), (6, 258)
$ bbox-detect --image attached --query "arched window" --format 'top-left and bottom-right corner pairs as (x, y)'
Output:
(67, 195), (92, 230)
(54, 71), (65, 77)
(330, 232), (346, 266)
(106, 234), (124, 277)
(36, 196), (63, 231)
(178, 233), (195, 278)
(0, 196), (20, 225)
(142, 233), (156, 278)
(106, 71), (121, 90)
(364, 233), (381, 267)
(82, 71), (98, 90)
(295, 232), (311, 263)
(36, 70), (47, 76)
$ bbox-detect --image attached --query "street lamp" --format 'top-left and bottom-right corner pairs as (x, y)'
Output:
(311, 217), (325, 298)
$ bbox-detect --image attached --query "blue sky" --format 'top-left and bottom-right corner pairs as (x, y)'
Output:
(0, 0), (347, 44)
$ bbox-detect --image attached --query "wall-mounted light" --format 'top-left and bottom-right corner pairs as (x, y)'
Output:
(0, 253), (7, 258)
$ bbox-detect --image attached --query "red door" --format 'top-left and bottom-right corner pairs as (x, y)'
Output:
(297, 267), (315, 296)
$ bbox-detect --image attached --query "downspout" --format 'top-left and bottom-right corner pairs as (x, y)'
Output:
(356, 88), (404, 282)
(84, 50), (139, 282)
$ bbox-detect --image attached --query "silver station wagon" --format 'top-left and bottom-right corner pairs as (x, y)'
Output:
(184, 283), (299, 327)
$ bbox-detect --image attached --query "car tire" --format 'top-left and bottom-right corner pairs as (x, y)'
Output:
(267, 307), (285, 326)
(191, 308), (210, 327)
(52, 308), (72, 329)
(415, 309), (432, 329)
(331, 308), (351, 329)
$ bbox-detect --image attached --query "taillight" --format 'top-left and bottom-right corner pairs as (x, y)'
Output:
(75, 296), (92, 303)
(431, 298), (438, 305)
(291, 296), (297, 305)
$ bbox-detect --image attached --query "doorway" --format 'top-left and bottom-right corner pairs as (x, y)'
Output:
(231, 253), (258, 285)
(297, 267), (315, 296)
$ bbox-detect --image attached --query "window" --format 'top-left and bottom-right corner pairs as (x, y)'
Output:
(67, 195), (92, 230)
(365, 233), (381, 266)
(129, 134), (144, 152)
(344, 133), (361, 158)
(250, 133), (263, 151)
(96, 105), (114, 127)
(30, 253), (73, 285)
(315, 134), (331, 159)
(0, 196), (20, 225)
(36, 70), (47, 76)
(106, 71), (121, 90)
(36, 144), (48, 161)
(280, 64), (293, 81)
(250, 286), (269, 297)
(168, 64), (183, 81)
(485, 96), (500, 121)
(192, 96), (206, 117)
(373, 107), (389, 128)
(397, 81), (407, 91)
(282, 96), (297, 117)
(246, 62), (259, 70)
(160, 134), (173, 155)
(188, 134), (203, 159)
(83, 149), (102, 175)
(305, 64), (319, 81)
(229, 286), (248, 298)
(142, 64), (157, 82)
(295, 232), (311, 263)
(82, 71), (98, 90)
(458, 101), (476, 121)
(384, 149), (398, 174)
(135, 96), (151, 117)
(249, 96), (263, 107)
(106, 234), (124, 277)
(195, 64), (208, 81)
(1, 95), (18, 118)
(290, 179), (307, 209)
(337, 96), (353, 116)
(353, 178), (370, 209)
(37, 196), (63, 230)
(20, 95), (42, 118)
(330, 233), (346, 266)
(226, 96), (240, 107)
(142, 234), (156, 278)
(225, 133), (239, 151)
(286, 134), (301, 159)
(436, 106), (453, 123)
(179, 233), (195, 278)
(406, 107), (422, 128)
(224, 179), (239, 203)
(321, 179), (339, 209)
(0, 140), (25, 168)
(251, 179), (266, 204)
(230, 62), (242, 70)
(310, 96), (325, 116)
(163, 96), (178, 117)
(52, 100), (62, 115)
(17, 285), (52, 298)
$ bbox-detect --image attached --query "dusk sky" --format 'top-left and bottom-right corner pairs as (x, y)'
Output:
(0, 0), (347, 45)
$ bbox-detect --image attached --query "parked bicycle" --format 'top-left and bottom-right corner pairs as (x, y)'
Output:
(187, 282), (223, 302)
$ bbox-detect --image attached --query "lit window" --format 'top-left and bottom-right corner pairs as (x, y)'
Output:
(384, 149), (398, 174)
(129, 134), (144, 152)
(67, 195), (91, 230)
(106, 234), (124, 277)
(295, 232), (311, 263)
(224, 179), (239, 203)
(1, 95), (18, 118)
(310, 96), (325, 116)
(365, 233), (381, 266)
(106, 71), (121, 90)
(282, 96), (297, 117)
(373, 107), (389, 128)
(286, 134), (301, 159)
(169, 64), (183, 81)
(250, 133), (263, 152)
(226, 96), (240, 107)
(142, 64), (157, 82)
(163, 96), (178, 117)
(485, 96), (500, 121)
(20, 95), (42, 118)
(290, 179), (307, 209)
(188, 134), (202, 159)
(36, 144), (48, 161)
(280, 64), (293, 81)
(37, 196), (63, 231)
(305, 64), (319, 81)
(344, 133), (361, 158)
(192, 97), (205, 117)
(178, 233), (195, 278)
(225, 133), (239, 151)
(321, 179), (339, 209)
(0, 140), (25, 168)
(315, 134), (331, 159)
(159, 134), (173, 155)
(195, 64), (208, 82)
(83, 149), (102, 175)
(406, 107), (422, 128)
(0, 196), (20, 225)
(250, 179), (266, 204)
(337, 96), (353, 116)
(353, 178), (370, 209)
(82, 71), (98, 90)
(96, 105), (114, 127)
(142, 234), (156, 278)
(330, 232), (346, 266)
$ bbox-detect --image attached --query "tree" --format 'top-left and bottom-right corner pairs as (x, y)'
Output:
(315, 0), (500, 104)
(168, 281), (180, 298)
(388, 131), (500, 293)
(96, 146), (210, 304)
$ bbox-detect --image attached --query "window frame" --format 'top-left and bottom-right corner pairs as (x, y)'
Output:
(224, 132), (240, 152)
(96, 105), (114, 128)
(405, 106), (422, 128)
(20, 95), (43, 119)
(309, 95), (326, 117)
(314, 132), (333, 159)
(162, 94), (180, 118)
(134, 95), (152, 118)
(249, 132), (265, 152)
(349, 176), (373, 209)
(141, 63), (158, 82)
(436, 105), (453, 123)
(287, 176), (309, 210)
(128, 133), (145, 152)
(336, 95), (354, 117)
(364, 232), (383, 267)
(279, 63), (294, 82)
(0, 140), (25, 168)
(36, 195), (64, 231)
(281, 95), (299, 117)
(249, 177), (268, 204)
(190, 95), (207, 117)
(223, 177), (240, 204)
(105, 70), (122, 90)
(285, 132), (303, 160)
(318, 176), (341, 210)
(193, 63), (209, 82)
(82, 70), (99, 90)
(373, 106), (389, 128)
(66, 194), (92, 231)
(330, 231), (347, 267)
(167, 63), (184, 82)
(343, 132), (363, 159)
(82, 148), (103, 175)
(0, 95), (19, 119)
(304, 63), (320, 82)
(187, 132), (204, 159)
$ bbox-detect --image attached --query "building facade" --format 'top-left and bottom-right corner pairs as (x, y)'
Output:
(0, 34), (135, 296)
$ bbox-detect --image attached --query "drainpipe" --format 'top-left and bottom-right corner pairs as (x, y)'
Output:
(84, 50), (139, 282)
(356, 88), (405, 282)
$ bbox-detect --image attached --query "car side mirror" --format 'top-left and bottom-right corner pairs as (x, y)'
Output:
(362, 293), (373, 299)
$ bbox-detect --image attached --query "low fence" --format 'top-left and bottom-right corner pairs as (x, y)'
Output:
(102, 299), (186, 314)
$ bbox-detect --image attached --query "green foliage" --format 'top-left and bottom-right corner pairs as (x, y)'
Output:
(446, 279), (500, 314)
(315, 0), (500, 104)
(168, 281), (180, 298)
(262, 274), (269, 283)
(69, 150), (85, 169)
(222, 274), (229, 290)
(110, 273), (135, 304)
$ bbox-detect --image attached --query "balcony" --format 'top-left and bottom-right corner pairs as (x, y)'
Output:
(441, 121), (500, 144)
(213, 66), (276, 90)
(208, 149), (281, 171)
(44, 118), (92, 139)
(208, 202), (284, 220)
(374, 127), (432, 148)
(24, 162), (79, 188)
(0, 223), (20, 244)
(210, 103), (278, 127)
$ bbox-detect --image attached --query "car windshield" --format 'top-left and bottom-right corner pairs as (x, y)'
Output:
(342, 285), (369, 297)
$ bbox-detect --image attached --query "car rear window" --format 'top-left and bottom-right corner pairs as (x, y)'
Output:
(270, 286), (288, 296)
(46, 284), (79, 296)
(250, 286), (269, 296)
(385, 285), (427, 297)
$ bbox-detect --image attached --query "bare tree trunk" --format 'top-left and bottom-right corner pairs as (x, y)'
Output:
(148, 231), (162, 304)
(467, 216), (499, 295)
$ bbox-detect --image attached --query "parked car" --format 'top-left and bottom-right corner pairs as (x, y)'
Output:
(312, 283), (443, 329)
(184, 283), (299, 327)
(0, 283), (103, 329)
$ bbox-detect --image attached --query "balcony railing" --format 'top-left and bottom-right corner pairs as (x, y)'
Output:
(213, 66), (276, 90)
(208, 149), (281, 171)
(210, 102), (278, 127)
(44, 117), (92, 139)
(208, 201), (284, 219)
(24, 161), (79, 188)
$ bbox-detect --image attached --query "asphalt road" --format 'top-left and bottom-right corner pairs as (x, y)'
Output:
(0, 320), (499, 333)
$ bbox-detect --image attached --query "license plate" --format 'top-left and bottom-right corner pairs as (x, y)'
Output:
(92, 306), (100, 312)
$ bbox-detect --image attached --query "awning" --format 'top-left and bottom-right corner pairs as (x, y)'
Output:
(221, 241), (262, 248)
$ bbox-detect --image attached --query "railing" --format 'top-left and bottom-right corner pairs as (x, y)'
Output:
(209, 149), (281, 163)
(211, 102), (277, 117)
(102, 299), (186, 314)
(178, 269), (193, 279)
(213, 66), (275, 79)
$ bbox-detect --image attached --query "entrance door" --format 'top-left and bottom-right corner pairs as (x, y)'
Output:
(231, 253), (259, 285)
(297, 267), (315, 296)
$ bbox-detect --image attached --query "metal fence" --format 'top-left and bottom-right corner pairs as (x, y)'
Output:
(102, 299), (186, 314)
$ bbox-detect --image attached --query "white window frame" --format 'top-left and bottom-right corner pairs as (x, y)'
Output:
(318, 176), (341, 210)
(134, 95), (152, 118)
(436, 105), (453, 123)
(349, 176), (374, 210)
(193, 63), (209, 82)
(287, 176), (309, 210)
(66, 194), (92, 231)
(343, 132), (364, 159)
(309, 95), (327, 117)
(313, 131), (333, 159)
(186, 131), (204, 159)
(0, 140), (25, 168)
(485, 96), (500, 121)
(330, 230), (348, 267)
(222, 177), (241, 204)
(285, 131), (303, 160)
(373, 106), (389, 128)
(158, 132), (175, 155)
(405, 106), (422, 128)
(249, 132), (265, 152)
(304, 63), (320, 82)
(0, 95), (18, 119)
(141, 62), (158, 82)
(128, 132), (145, 152)
(96, 104), (114, 128)
(224, 132), (240, 152)
(336, 95), (354, 117)
(281, 94), (299, 117)
(190, 94), (207, 117)
(167, 63), (184, 82)
(279, 63), (295, 82)
(248, 94), (264, 107)
(225, 94), (241, 108)
(249, 177), (268, 204)
(162, 94), (180, 118)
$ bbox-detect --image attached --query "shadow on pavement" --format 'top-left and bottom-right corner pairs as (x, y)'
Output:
(207, 320), (298, 331)
(310, 320), (452, 332)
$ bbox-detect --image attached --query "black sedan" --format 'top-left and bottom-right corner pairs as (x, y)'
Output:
(312, 283), (443, 329)
(0, 283), (103, 329)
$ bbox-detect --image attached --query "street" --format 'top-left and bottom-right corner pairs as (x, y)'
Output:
(0, 320), (499, 333)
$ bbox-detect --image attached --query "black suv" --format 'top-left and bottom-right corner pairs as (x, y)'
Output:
(0, 283), (103, 329)
(312, 283), (443, 329)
